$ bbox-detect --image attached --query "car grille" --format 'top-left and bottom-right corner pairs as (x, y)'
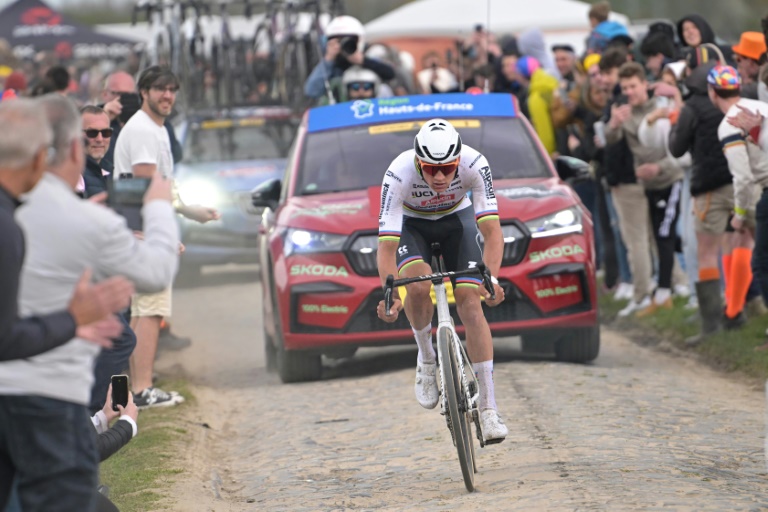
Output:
(344, 280), (541, 334)
(345, 223), (529, 277)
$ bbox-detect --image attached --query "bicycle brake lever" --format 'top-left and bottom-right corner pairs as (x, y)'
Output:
(476, 263), (496, 301)
(384, 274), (394, 316)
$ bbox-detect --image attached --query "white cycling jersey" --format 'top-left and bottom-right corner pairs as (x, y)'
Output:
(378, 144), (499, 243)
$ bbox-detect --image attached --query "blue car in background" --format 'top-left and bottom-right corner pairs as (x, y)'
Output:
(173, 106), (298, 278)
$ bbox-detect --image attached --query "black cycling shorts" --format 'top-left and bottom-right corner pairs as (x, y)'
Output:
(396, 206), (484, 288)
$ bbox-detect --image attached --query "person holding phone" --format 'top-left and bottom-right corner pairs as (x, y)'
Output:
(304, 15), (394, 102)
(0, 94), (178, 512)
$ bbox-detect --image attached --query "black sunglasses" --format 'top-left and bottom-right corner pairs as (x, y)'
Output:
(83, 128), (113, 139)
(348, 82), (374, 91)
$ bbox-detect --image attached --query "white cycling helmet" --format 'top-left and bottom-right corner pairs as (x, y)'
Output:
(342, 66), (380, 93)
(414, 119), (463, 164)
(326, 15), (365, 39)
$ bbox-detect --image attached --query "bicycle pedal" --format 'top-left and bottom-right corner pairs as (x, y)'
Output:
(483, 437), (505, 446)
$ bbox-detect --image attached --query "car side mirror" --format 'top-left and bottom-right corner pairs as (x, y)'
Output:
(554, 156), (592, 184)
(251, 178), (281, 211)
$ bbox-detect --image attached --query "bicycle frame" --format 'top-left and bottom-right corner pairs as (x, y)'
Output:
(384, 256), (495, 491)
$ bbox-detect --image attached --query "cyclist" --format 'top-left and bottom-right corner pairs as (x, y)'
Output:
(376, 118), (509, 443)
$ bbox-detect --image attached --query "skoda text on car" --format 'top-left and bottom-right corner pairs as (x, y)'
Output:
(253, 93), (599, 383)
(173, 106), (298, 278)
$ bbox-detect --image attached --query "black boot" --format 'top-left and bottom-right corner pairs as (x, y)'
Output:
(685, 280), (723, 347)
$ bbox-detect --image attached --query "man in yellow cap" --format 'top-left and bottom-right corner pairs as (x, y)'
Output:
(732, 31), (767, 98)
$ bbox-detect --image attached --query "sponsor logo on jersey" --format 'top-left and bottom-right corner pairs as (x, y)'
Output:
(290, 265), (349, 277)
(379, 183), (390, 220)
(480, 166), (495, 200)
(529, 244), (585, 263)
(468, 154), (482, 168)
(421, 193), (456, 206)
(413, 190), (435, 198)
(385, 170), (402, 183)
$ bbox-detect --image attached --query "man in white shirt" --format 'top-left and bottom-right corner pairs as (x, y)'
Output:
(114, 66), (219, 408)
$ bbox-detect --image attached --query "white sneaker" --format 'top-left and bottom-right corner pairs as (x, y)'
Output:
(480, 409), (508, 443)
(613, 282), (634, 301)
(674, 283), (691, 298)
(414, 362), (439, 409)
(618, 295), (651, 317)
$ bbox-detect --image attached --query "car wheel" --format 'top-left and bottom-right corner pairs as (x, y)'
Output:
(263, 325), (277, 372)
(554, 326), (600, 363)
(269, 272), (322, 383)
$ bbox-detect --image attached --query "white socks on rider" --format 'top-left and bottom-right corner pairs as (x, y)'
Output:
(475, 360), (497, 411)
(413, 324), (436, 364)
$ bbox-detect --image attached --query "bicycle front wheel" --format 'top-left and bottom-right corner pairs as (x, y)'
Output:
(438, 326), (475, 492)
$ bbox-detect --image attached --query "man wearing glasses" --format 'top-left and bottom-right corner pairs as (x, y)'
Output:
(113, 66), (219, 409)
(79, 105), (113, 198)
(341, 66), (380, 100)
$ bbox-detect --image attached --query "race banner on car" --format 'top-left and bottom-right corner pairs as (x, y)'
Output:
(307, 93), (518, 133)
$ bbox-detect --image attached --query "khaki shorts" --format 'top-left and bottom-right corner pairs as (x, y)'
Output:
(693, 184), (756, 234)
(131, 287), (172, 318)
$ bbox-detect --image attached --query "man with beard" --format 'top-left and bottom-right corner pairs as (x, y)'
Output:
(113, 66), (219, 409)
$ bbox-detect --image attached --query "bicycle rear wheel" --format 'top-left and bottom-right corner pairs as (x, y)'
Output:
(438, 326), (475, 492)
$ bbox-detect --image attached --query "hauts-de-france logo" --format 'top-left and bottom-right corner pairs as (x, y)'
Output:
(350, 100), (374, 119)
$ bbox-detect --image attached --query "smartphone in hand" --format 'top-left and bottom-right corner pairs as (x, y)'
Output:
(111, 374), (130, 412)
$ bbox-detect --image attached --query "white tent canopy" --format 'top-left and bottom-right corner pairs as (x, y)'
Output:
(365, 0), (631, 54)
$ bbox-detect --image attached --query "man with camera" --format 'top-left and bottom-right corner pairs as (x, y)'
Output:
(114, 66), (219, 409)
(304, 15), (395, 103)
(0, 94), (178, 512)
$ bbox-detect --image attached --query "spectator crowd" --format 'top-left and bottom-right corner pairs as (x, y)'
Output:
(3, 1), (768, 510)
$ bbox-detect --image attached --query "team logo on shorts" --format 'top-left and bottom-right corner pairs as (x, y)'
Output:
(398, 245), (408, 256)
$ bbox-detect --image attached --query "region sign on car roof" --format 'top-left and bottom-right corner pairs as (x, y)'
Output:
(306, 92), (518, 133)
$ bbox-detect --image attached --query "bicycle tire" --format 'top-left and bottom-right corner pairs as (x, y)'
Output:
(438, 326), (475, 492)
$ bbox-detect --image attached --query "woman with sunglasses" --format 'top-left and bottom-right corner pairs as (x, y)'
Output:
(376, 118), (508, 444)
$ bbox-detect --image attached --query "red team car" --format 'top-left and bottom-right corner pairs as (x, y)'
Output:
(252, 93), (599, 383)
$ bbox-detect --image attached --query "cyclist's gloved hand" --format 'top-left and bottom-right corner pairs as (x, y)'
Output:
(377, 298), (403, 323)
(481, 282), (505, 308)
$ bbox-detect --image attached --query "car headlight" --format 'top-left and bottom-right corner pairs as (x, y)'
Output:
(177, 180), (224, 208)
(526, 207), (583, 238)
(283, 229), (347, 257)
(477, 223), (527, 265)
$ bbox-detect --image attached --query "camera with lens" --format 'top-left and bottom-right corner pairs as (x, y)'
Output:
(339, 36), (359, 55)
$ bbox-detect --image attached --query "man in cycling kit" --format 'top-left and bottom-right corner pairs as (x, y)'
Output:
(376, 118), (509, 443)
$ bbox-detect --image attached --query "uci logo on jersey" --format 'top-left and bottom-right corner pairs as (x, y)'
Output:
(350, 100), (374, 120)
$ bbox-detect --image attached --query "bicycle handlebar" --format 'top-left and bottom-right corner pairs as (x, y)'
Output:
(383, 264), (496, 316)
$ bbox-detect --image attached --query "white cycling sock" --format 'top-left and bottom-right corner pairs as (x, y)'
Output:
(413, 324), (435, 364)
(475, 360), (496, 411)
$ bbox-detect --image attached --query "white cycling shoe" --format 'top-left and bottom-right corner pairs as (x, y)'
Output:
(480, 409), (508, 444)
(414, 362), (439, 409)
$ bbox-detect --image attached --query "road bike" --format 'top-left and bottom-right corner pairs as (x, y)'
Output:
(383, 243), (496, 492)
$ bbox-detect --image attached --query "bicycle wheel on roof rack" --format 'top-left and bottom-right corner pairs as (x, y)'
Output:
(438, 325), (475, 492)
(277, 37), (308, 111)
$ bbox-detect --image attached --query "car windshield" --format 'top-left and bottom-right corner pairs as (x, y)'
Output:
(296, 117), (549, 195)
(184, 119), (295, 163)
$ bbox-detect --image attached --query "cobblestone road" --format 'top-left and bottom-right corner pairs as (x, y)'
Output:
(162, 268), (768, 511)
